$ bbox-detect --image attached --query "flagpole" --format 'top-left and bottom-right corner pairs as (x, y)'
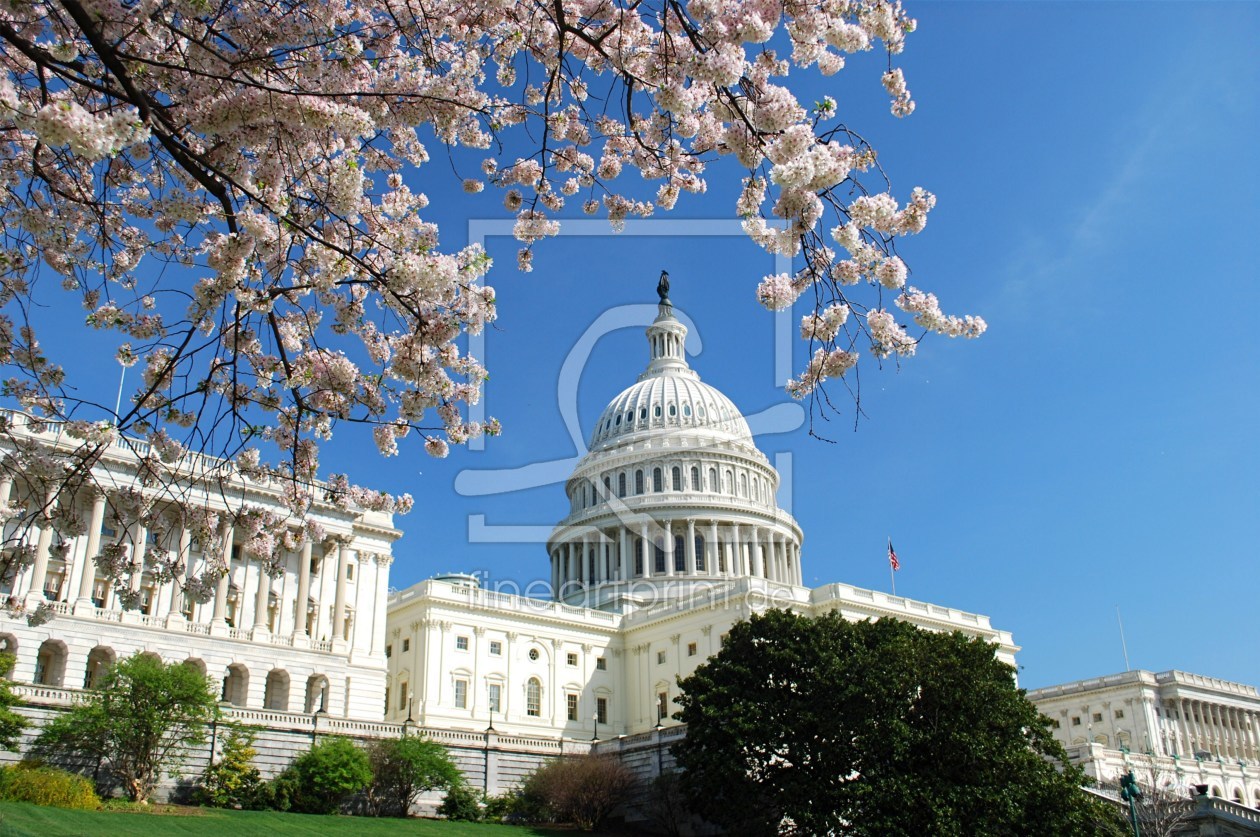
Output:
(890, 561), (896, 597)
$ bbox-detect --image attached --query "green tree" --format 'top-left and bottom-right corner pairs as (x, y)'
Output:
(0, 652), (27, 750)
(363, 734), (462, 817)
(194, 726), (265, 810)
(277, 737), (372, 815)
(674, 610), (1125, 837)
(31, 652), (216, 802)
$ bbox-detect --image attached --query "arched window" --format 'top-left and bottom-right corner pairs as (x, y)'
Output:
(264, 669), (290, 711)
(653, 467), (663, 492)
(634, 538), (644, 575)
(635, 470), (644, 494)
(618, 473), (627, 498)
(708, 468), (717, 492)
(84, 646), (115, 689)
(639, 407), (647, 421)
(668, 403), (677, 417)
(671, 466), (682, 491)
(683, 403), (691, 418)
(526, 678), (542, 717)
(740, 473), (748, 497)
(695, 535), (706, 572)
(653, 405), (662, 418)
(691, 466), (700, 491)
(654, 540), (666, 574)
(223, 663), (249, 707)
(724, 469), (733, 494)
(699, 405), (706, 418)
(674, 535), (685, 572)
(603, 476), (611, 499)
(753, 480), (760, 502)
(626, 410), (633, 424)
(34, 640), (67, 687)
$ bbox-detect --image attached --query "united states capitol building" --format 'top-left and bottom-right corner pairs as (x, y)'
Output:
(381, 291), (1018, 737)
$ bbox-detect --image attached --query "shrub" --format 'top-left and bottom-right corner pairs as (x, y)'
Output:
(278, 737), (372, 815)
(0, 762), (101, 809)
(193, 726), (266, 810)
(520, 755), (635, 831)
(363, 734), (462, 817)
(438, 781), (484, 821)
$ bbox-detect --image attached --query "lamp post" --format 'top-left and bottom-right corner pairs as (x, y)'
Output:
(654, 720), (664, 776)
(311, 707), (326, 744)
(592, 710), (600, 743)
(1119, 769), (1142, 837)
(402, 690), (415, 736)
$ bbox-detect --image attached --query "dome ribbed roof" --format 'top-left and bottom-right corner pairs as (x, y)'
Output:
(588, 302), (754, 449)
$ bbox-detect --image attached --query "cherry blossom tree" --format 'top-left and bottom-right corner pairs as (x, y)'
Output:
(0, 0), (984, 616)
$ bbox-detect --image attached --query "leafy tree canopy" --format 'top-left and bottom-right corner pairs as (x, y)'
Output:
(31, 652), (217, 802)
(674, 610), (1125, 837)
(363, 733), (462, 817)
(0, 652), (27, 751)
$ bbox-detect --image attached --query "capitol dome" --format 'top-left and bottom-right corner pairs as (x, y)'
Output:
(547, 286), (803, 610)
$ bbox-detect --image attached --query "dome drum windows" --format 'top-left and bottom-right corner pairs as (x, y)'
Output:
(691, 466), (701, 491)
(618, 473), (627, 498)
(652, 468), (663, 493)
(635, 470), (644, 495)
(671, 466), (682, 491)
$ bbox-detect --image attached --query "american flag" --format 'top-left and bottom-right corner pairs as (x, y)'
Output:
(887, 539), (900, 572)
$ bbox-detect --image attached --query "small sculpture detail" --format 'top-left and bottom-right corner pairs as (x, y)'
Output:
(657, 270), (671, 303)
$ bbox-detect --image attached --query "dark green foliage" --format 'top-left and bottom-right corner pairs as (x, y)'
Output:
(30, 652), (217, 802)
(363, 733), (462, 817)
(0, 652), (27, 750)
(674, 610), (1127, 837)
(518, 755), (635, 832)
(193, 727), (266, 810)
(275, 737), (371, 815)
(437, 782), (485, 821)
(0, 762), (101, 809)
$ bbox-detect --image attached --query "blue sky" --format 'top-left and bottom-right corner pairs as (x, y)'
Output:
(24, 3), (1260, 691)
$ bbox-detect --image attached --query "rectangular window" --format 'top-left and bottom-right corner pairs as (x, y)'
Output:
(657, 650), (667, 665)
(567, 693), (578, 721)
(687, 642), (697, 657)
(456, 635), (469, 651)
(719, 632), (728, 647)
(489, 640), (502, 656)
(1092, 712), (1102, 723)
(385, 644), (392, 659)
(1051, 719), (1060, 729)
(657, 691), (669, 720)
(566, 652), (578, 667)
(674, 536), (685, 572)
(596, 657), (607, 670)
(1071, 717), (1081, 726)
(310, 557), (320, 576)
(399, 681), (409, 712)
(402, 638), (410, 652)
(346, 563), (354, 581)
(454, 679), (468, 709)
(489, 683), (502, 713)
(654, 544), (666, 573)
(596, 696), (608, 725)
(1114, 709), (1124, 719)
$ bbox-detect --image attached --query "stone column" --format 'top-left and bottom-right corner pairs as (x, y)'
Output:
(664, 520), (675, 577)
(332, 540), (349, 646)
(74, 491), (108, 614)
(211, 520), (234, 628)
(25, 489), (57, 604)
(252, 550), (271, 633)
(372, 554), (392, 656)
(619, 527), (630, 582)
(128, 522), (148, 598)
(160, 526), (191, 619)
(690, 516), (700, 574)
(293, 539), (313, 640)
(640, 522), (652, 578)
(351, 552), (373, 654)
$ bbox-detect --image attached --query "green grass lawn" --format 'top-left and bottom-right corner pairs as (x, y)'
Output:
(0, 802), (575, 837)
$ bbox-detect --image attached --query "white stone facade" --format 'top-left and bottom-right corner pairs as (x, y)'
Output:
(0, 410), (398, 720)
(1029, 669), (1260, 807)
(385, 296), (1018, 739)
